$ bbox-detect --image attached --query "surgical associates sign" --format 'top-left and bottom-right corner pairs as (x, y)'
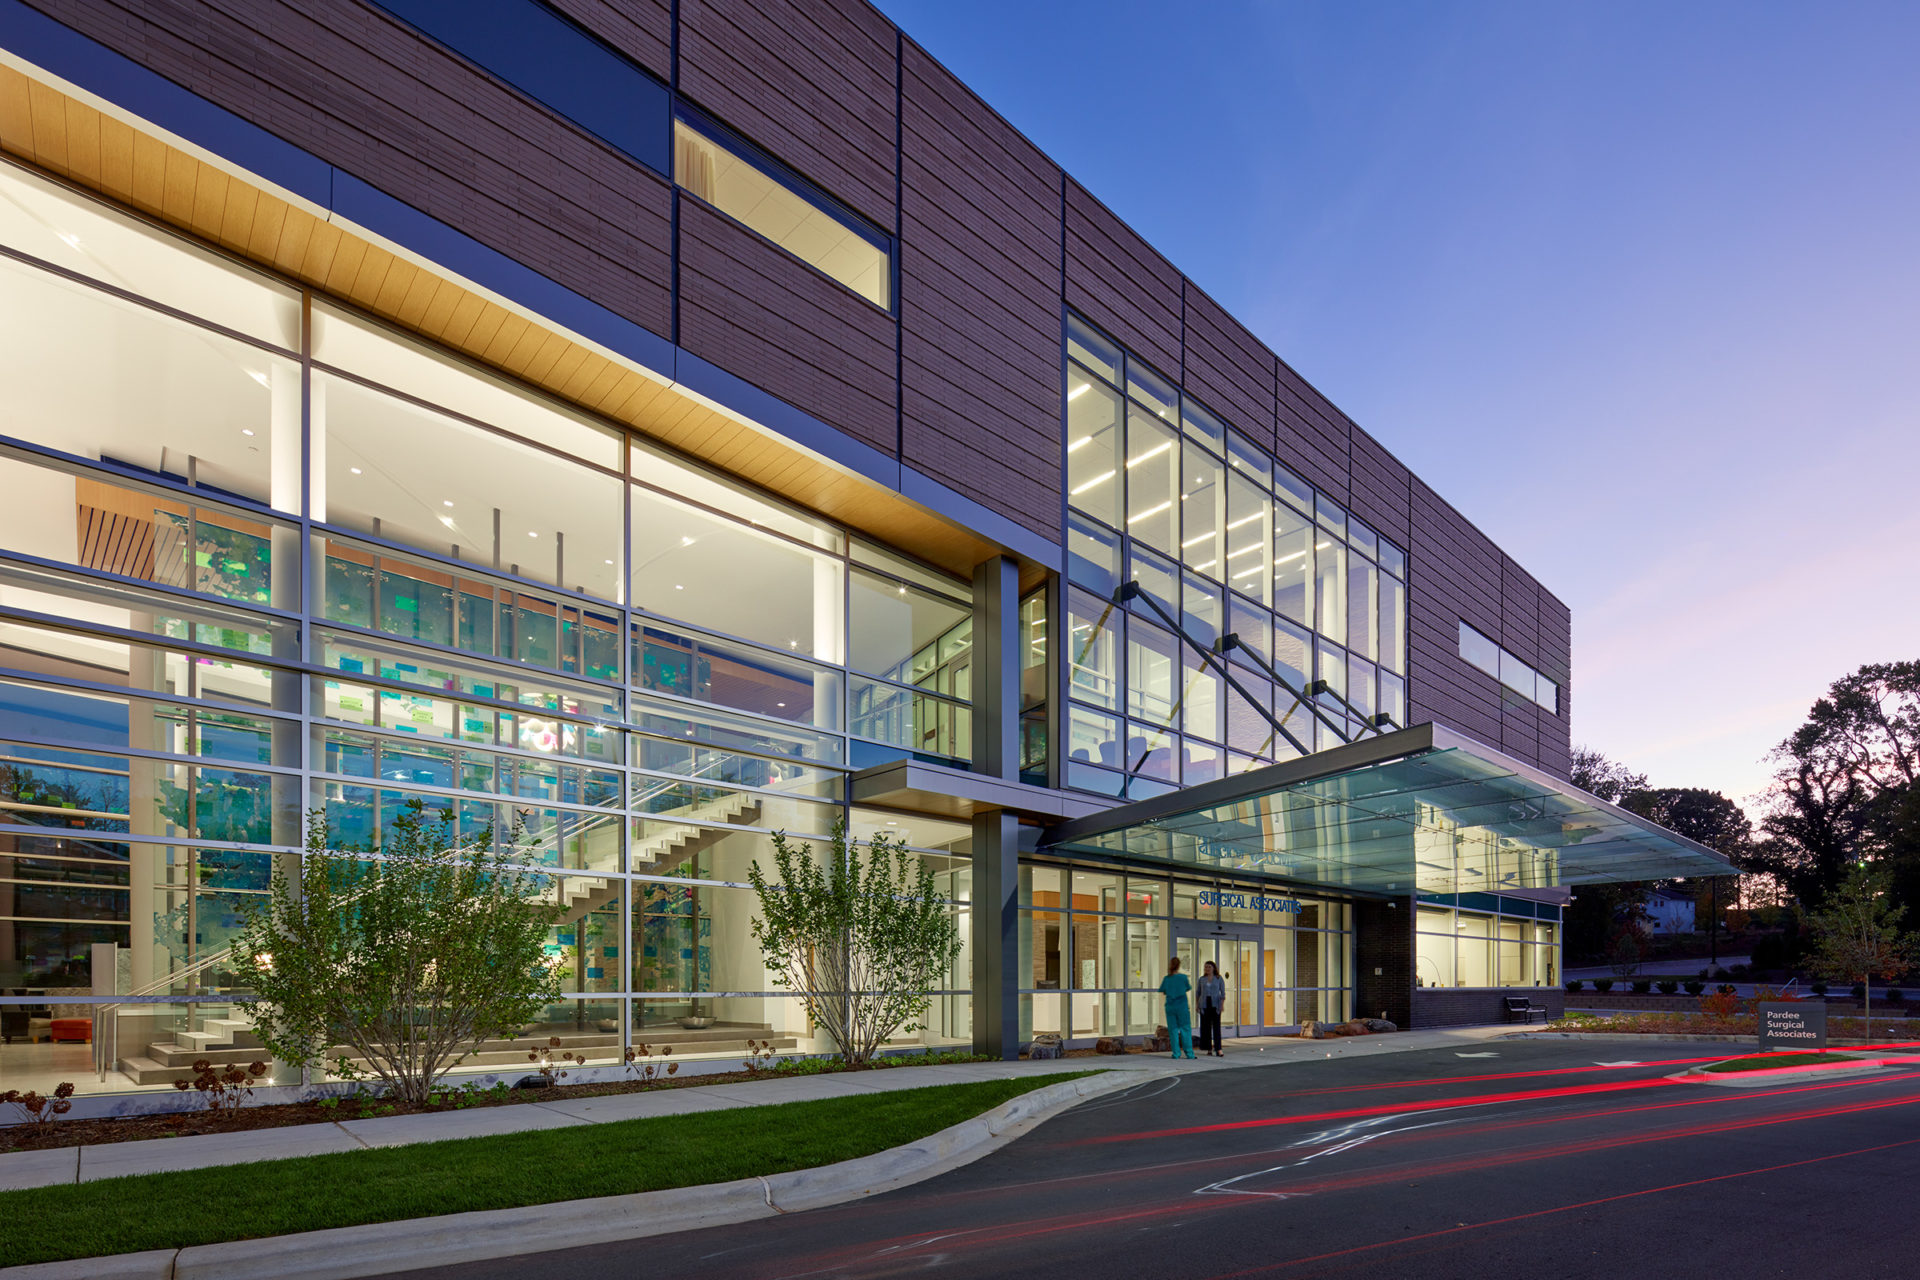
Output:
(1196, 891), (1301, 914)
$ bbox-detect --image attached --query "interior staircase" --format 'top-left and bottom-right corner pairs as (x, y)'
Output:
(115, 788), (781, 1086)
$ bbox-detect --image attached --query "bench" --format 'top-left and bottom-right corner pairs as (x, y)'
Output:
(1503, 995), (1547, 1024)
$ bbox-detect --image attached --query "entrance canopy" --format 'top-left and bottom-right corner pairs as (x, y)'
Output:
(1042, 724), (1733, 898)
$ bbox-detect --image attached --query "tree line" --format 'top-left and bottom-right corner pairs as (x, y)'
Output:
(1568, 660), (1918, 974)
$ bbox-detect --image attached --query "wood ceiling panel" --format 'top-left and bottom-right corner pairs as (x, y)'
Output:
(0, 64), (1033, 582)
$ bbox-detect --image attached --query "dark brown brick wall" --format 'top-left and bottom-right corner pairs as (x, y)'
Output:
(1064, 179), (1181, 377)
(1274, 359), (1349, 496)
(1181, 283), (1275, 451)
(678, 198), (898, 456)
(21, 0), (673, 339)
(899, 41), (1061, 539)
(1413, 987), (1564, 1029)
(548, 0), (670, 78)
(1355, 899), (1414, 1028)
(678, 0), (896, 228)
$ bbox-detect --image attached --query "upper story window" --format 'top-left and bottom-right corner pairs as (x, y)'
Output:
(1062, 311), (1409, 799)
(376, 0), (669, 173)
(674, 110), (894, 309)
(1458, 621), (1559, 714)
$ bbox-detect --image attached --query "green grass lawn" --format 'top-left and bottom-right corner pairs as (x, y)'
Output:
(1701, 1052), (1860, 1073)
(0, 1073), (1093, 1267)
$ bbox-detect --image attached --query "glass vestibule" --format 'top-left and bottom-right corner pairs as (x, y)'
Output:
(1173, 920), (1260, 1039)
(1018, 864), (1353, 1044)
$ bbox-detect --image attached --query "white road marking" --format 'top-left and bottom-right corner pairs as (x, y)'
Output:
(1455, 1051), (1499, 1058)
(1596, 1060), (1644, 1067)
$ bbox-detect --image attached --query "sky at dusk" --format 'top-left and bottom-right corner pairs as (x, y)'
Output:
(877, 0), (1920, 813)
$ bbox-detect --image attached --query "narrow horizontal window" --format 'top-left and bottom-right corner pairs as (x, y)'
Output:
(1459, 621), (1560, 715)
(376, 0), (669, 173)
(674, 113), (893, 308)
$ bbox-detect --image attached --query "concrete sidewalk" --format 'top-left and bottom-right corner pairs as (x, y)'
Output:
(0, 1024), (1512, 1193)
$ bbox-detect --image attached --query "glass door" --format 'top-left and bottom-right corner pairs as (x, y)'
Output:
(1172, 921), (1262, 1037)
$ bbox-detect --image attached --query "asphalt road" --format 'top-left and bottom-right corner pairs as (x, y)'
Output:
(393, 1040), (1920, 1279)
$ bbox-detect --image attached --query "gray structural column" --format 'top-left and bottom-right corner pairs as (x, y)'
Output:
(971, 556), (1021, 1056)
(971, 809), (1020, 1058)
(971, 555), (1020, 779)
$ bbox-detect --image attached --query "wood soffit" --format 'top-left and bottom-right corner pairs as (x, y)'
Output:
(0, 64), (1032, 586)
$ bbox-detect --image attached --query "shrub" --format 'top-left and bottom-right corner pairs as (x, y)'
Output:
(1656, 980), (1679, 995)
(1683, 979), (1706, 996)
(231, 801), (564, 1106)
(1594, 978), (1615, 993)
(1891, 990), (1906, 1003)
(1564, 979), (1584, 993)
(174, 1059), (268, 1121)
(1631, 980), (1652, 994)
(1699, 989), (1741, 1019)
(748, 820), (963, 1066)
(1713, 967), (1733, 981)
(0, 1083), (74, 1127)
(1810, 980), (1828, 995)
(1716, 983), (1737, 995)
(1852, 983), (1867, 1000)
(624, 1043), (679, 1086)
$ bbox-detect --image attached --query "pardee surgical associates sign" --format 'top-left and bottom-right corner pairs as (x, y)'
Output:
(1757, 1002), (1826, 1053)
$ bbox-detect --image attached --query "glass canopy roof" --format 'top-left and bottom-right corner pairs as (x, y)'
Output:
(1042, 724), (1734, 897)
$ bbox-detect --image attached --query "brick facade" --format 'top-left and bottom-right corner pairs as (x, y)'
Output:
(11, 0), (1574, 777)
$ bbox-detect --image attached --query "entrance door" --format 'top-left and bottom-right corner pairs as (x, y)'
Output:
(1173, 922), (1262, 1037)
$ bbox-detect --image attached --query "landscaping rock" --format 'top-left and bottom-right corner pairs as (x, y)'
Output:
(1361, 1018), (1398, 1033)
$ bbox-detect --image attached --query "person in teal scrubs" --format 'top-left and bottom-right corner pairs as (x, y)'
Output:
(1159, 957), (1196, 1059)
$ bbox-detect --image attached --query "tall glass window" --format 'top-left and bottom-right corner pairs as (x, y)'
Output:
(1058, 311), (1409, 797)
(0, 162), (991, 1094)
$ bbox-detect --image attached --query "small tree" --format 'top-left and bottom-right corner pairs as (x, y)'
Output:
(1806, 865), (1918, 1030)
(230, 801), (563, 1105)
(747, 821), (961, 1066)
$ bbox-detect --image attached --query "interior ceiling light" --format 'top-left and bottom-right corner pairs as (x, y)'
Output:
(1069, 470), (1115, 496)
(240, 428), (255, 436)
(1127, 501), (1171, 524)
(1066, 435), (1093, 453)
(681, 536), (694, 546)
(1067, 383), (1089, 401)
(443, 500), (454, 507)
(349, 467), (363, 475)
(56, 232), (80, 248)
(1126, 441), (1172, 468)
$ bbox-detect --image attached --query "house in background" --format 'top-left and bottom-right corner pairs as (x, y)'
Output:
(1643, 887), (1698, 935)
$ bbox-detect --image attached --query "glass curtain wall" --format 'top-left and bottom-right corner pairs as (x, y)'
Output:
(1017, 864), (1353, 1042)
(0, 160), (973, 1094)
(1063, 313), (1408, 800)
(1415, 902), (1561, 990)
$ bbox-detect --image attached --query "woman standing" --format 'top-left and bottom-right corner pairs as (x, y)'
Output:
(1158, 957), (1197, 1060)
(1197, 960), (1227, 1057)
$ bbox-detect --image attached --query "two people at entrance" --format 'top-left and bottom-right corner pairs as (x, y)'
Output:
(1159, 958), (1228, 1060)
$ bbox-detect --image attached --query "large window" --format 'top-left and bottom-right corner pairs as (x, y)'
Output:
(0, 158), (978, 1094)
(1061, 310), (1409, 797)
(1416, 900), (1561, 989)
(674, 112), (893, 308)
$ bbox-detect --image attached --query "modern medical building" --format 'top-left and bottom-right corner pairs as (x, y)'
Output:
(0, 0), (1728, 1094)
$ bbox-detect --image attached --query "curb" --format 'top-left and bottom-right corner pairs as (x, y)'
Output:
(1, 1069), (1165, 1280)
(1671, 1061), (1896, 1088)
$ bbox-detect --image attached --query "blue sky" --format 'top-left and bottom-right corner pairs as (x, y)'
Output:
(877, 0), (1920, 810)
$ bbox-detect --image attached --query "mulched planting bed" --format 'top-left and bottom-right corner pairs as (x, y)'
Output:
(0, 1050), (994, 1154)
